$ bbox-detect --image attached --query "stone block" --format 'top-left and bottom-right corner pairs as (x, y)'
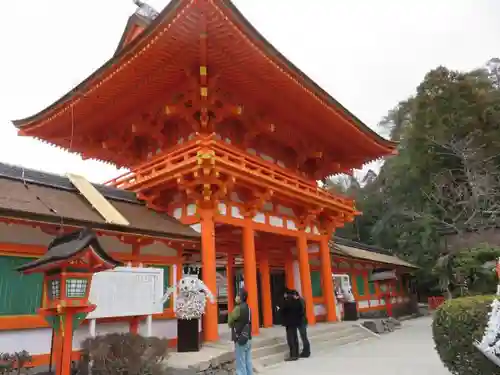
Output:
(217, 351), (235, 364)
(387, 317), (402, 328)
(362, 320), (385, 334)
(209, 356), (221, 368)
(384, 320), (395, 332)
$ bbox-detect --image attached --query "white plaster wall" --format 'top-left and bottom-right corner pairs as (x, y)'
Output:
(314, 304), (326, 316)
(0, 321), (130, 355)
(138, 319), (201, 338)
(74, 322), (130, 348)
(0, 328), (53, 355)
(139, 319), (179, 339)
(0, 319), (188, 356)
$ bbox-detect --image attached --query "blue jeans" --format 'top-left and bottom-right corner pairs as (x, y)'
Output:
(235, 340), (253, 375)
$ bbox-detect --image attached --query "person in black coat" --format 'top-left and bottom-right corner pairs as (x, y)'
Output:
(292, 290), (311, 357)
(280, 288), (305, 361)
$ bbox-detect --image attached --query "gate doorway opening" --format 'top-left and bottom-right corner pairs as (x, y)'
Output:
(269, 270), (286, 325)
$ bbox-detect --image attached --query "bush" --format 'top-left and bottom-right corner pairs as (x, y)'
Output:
(0, 351), (32, 375)
(432, 295), (499, 375)
(79, 333), (168, 375)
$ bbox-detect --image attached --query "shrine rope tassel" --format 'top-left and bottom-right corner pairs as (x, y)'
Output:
(160, 274), (215, 320)
(474, 257), (500, 367)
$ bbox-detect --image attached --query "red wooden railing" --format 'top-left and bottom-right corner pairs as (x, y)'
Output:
(105, 136), (355, 211)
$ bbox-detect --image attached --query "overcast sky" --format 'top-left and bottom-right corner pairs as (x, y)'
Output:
(1, 0), (499, 183)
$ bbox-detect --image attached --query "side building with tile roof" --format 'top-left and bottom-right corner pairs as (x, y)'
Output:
(0, 162), (200, 364)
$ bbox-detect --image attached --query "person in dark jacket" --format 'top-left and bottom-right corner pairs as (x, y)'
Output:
(292, 290), (311, 357)
(280, 288), (304, 361)
(228, 289), (253, 375)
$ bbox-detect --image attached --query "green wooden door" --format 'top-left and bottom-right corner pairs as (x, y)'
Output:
(368, 281), (377, 295)
(311, 271), (322, 297)
(355, 275), (366, 296)
(0, 256), (43, 315)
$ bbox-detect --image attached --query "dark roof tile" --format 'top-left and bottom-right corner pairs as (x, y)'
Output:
(17, 228), (121, 272)
(0, 162), (199, 241)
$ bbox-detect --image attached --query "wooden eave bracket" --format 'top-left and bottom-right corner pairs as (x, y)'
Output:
(66, 173), (130, 226)
(240, 189), (274, 217)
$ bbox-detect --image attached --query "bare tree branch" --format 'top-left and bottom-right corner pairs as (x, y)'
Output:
(422, 131), (500, 241)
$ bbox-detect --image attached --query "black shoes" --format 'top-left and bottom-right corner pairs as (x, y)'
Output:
(285, 353), (310, 362)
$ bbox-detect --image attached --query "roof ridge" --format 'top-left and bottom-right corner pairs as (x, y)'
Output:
(333, 236), (393, 255)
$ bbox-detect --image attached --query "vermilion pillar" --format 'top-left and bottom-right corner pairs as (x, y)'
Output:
(176, 251), (183, 283)
(226, 254), (235, 313)
(284, 255), (295, 290)
(243, 218), (260, 335)
(60, 311), (75, 375)
(259, 253), (273, 327)
(297, 232), (316, 325)
(52, 333), (62, 375)
(200, 208), (218, 342)
(319, 235), (336, 322)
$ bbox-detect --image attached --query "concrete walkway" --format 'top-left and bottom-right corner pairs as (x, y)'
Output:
(264, 317), (451, 375)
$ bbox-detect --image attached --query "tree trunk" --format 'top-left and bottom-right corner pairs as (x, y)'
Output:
(445, 287), (453, 300)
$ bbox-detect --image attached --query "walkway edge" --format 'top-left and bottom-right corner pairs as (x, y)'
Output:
(356, 323), (381, 338)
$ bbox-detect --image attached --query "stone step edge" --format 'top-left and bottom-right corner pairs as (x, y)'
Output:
(251, 325), (366, 349)
(253, 331), (371, 371)
(257, 337), (374, 373)
(253, 327), (373, 359)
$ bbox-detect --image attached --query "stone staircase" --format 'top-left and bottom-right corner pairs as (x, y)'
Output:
(252, 323), (377, 372)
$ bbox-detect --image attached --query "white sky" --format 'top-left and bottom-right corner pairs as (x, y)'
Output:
(1, 0), (499, 183)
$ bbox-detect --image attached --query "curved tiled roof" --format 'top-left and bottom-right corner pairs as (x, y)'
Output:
(12, 0), (396, 154)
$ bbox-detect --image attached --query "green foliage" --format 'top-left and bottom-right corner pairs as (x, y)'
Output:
(79, 333), (168, 375)
(432, 295), (498, 375)
(434, 245), (500, 297)
(0, 351), (32, 375)
(310, 271), (322, 297)
(334, 58), (500, 296)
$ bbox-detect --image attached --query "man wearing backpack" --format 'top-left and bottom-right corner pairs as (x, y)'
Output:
(228, 289), (253, 375)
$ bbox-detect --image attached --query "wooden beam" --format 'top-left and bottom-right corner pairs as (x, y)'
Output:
(67, 173), (130, 226)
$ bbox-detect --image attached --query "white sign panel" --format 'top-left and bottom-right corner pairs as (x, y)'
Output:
(87, 266), (164, 319)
